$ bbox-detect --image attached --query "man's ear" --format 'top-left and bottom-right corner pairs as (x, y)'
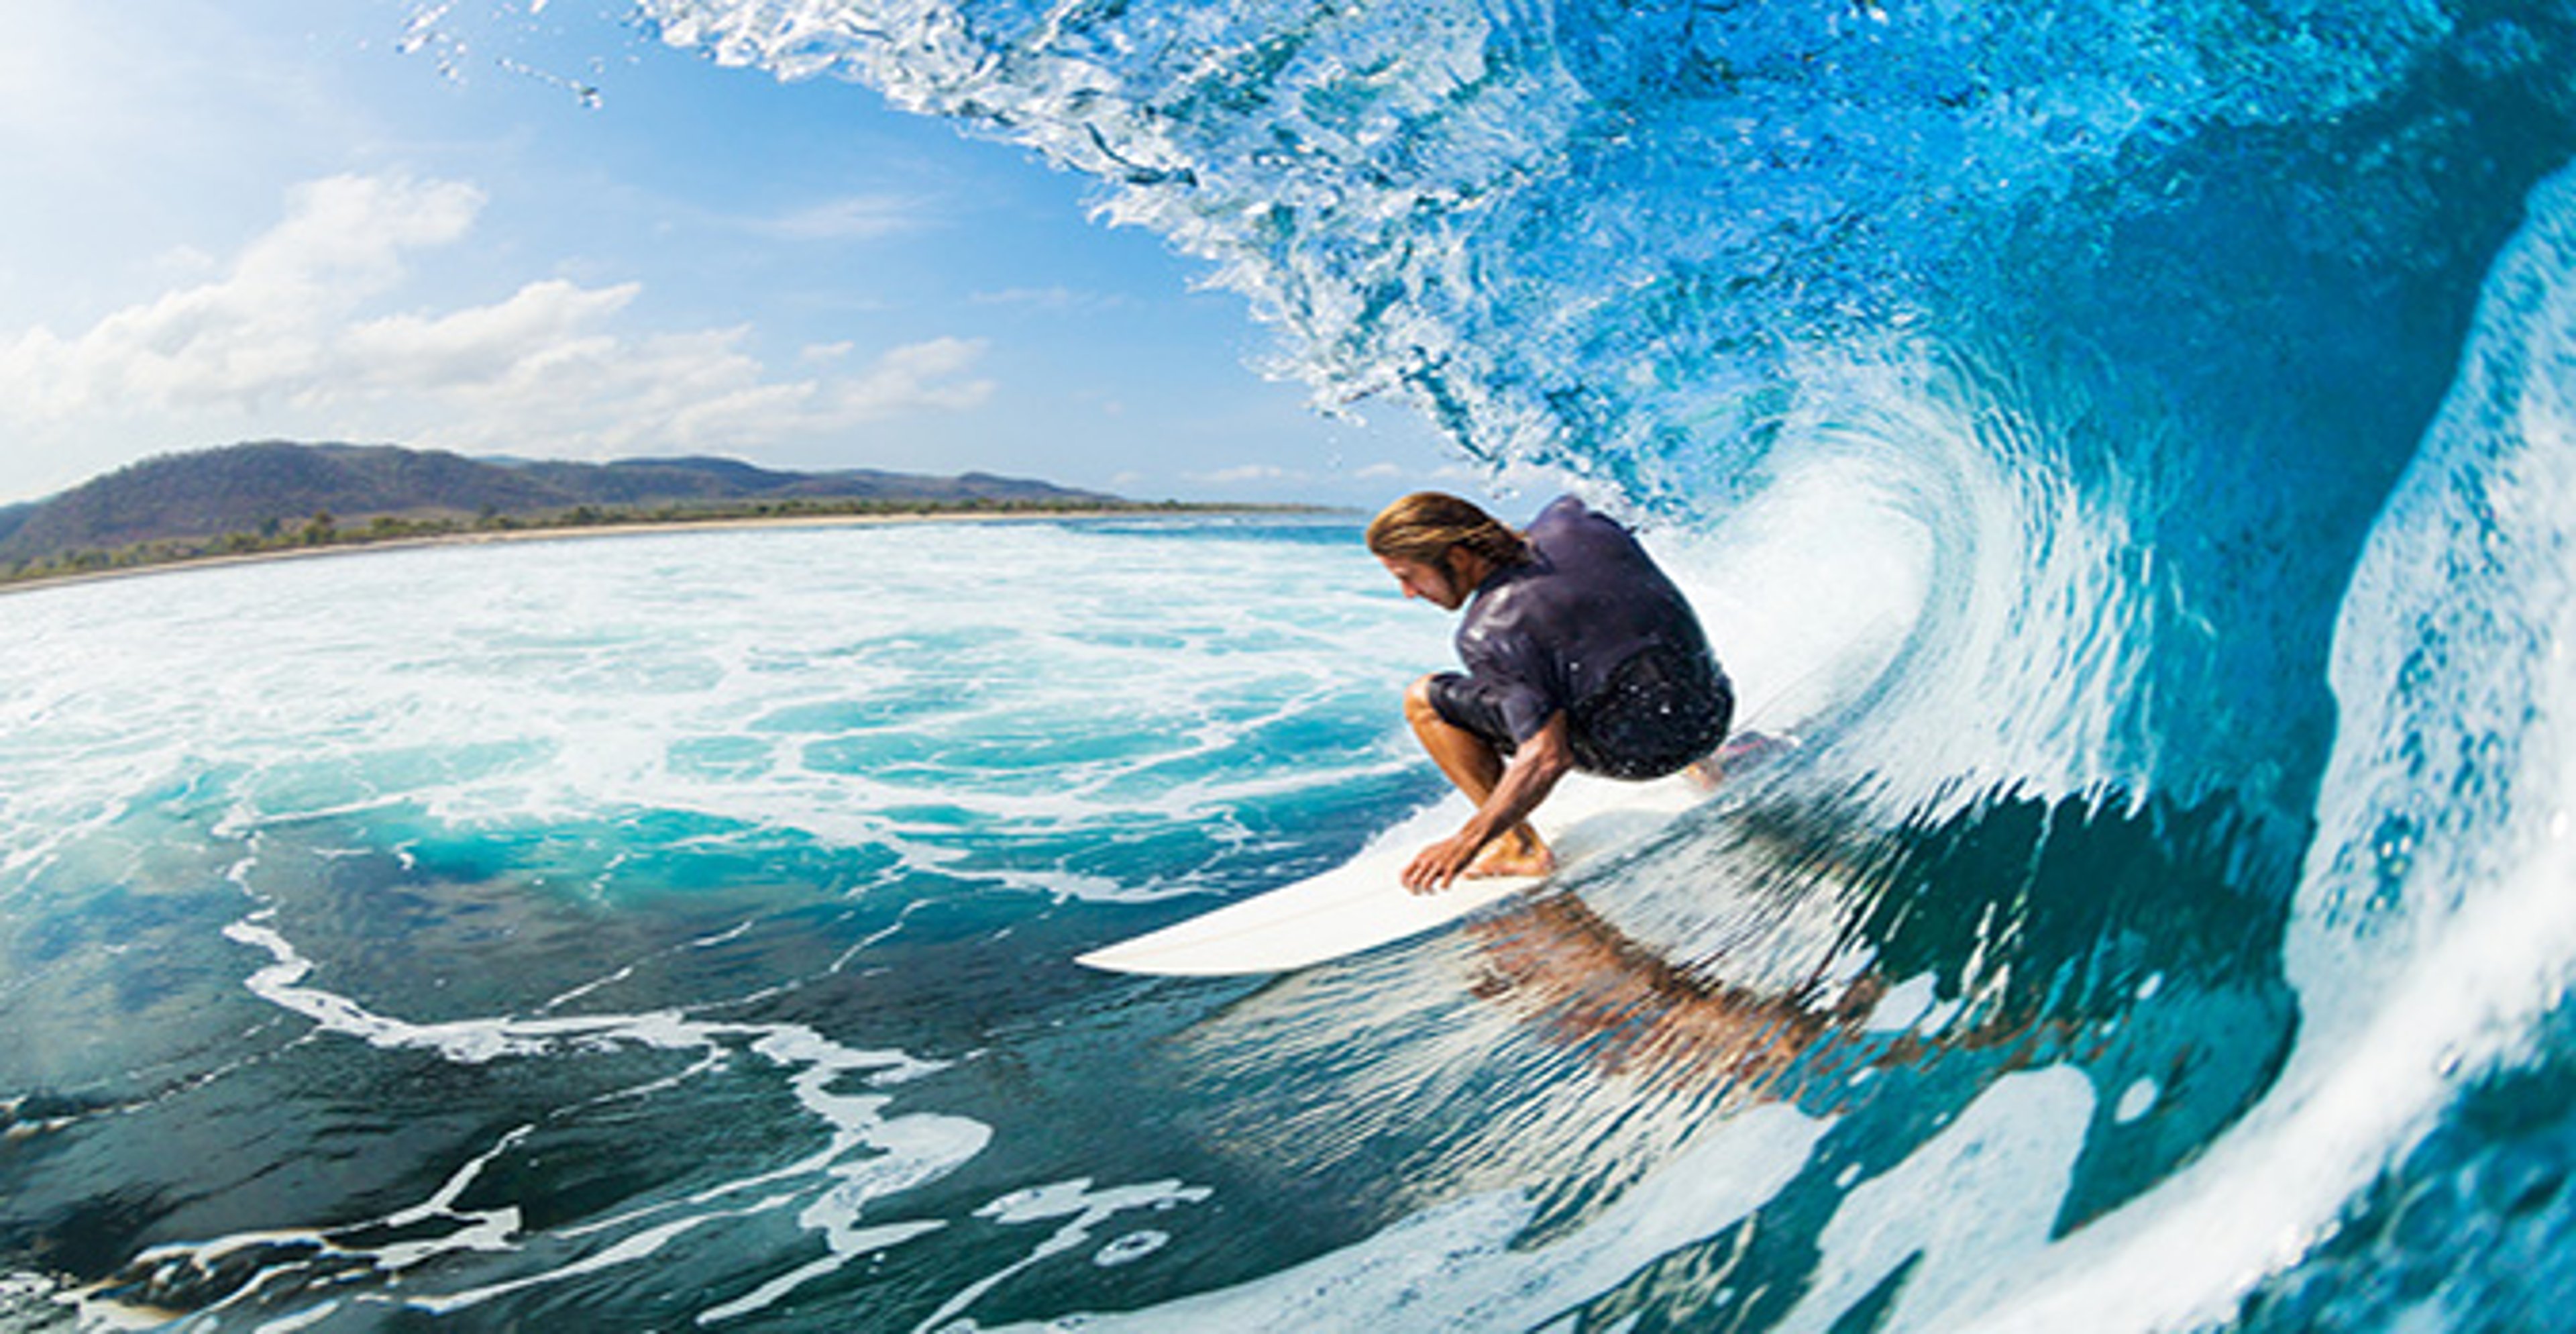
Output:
(1439, 550), (1469, 603)
(1442, 548), (1485, 602)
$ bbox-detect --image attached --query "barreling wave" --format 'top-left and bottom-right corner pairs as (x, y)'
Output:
(617, 0), (2576, 1325)
(639, 0), (2569, 825)
(11, 1), (2573, 1329)
(614, 0), (2576, 1327)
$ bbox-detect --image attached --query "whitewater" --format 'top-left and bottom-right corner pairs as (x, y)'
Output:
(7, 0), (2576, 1329)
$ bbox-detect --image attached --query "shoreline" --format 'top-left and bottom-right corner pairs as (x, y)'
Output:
(0, 504), (1340, 599)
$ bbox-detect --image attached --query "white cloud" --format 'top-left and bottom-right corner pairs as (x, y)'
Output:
(2, 175), (486, 416)
(837, 336), (992, 413)
(338, 278), (642, 393)
(0, 172), (994, 477)
(969, 285), (1127, 313)
(755, 193), (932, 242)
(1189, 464), (1298, 485)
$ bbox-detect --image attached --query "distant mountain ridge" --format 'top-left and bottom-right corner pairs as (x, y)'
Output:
(0, 442), (1124, 568)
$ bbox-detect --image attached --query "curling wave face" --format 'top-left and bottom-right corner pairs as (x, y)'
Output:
(7, 0), (2576, 1328)
(627, 0), (2576, 1325)
(639, 0), (2571, 827)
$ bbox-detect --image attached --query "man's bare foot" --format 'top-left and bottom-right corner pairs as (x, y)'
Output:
(1464, 831), (1555, 879)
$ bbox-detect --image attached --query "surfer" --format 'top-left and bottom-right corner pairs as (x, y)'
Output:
(1368, 491), (1733, 892)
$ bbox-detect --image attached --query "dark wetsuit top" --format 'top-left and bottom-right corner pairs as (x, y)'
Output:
(1426, 495), (1732, 780)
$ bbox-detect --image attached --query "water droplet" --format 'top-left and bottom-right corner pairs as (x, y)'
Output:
(1095, 1230), (1170, 1267)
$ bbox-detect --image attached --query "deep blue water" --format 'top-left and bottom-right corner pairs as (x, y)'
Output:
(8, 0), (2576, 1328)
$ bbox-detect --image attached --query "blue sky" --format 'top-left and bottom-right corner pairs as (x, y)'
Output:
(0, 0), (1466, 507)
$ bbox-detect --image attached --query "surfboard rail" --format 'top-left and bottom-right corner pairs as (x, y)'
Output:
(1077, 772), (1704, 976)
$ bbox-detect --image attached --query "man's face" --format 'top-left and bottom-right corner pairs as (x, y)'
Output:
(1379, 552), (1467, 610)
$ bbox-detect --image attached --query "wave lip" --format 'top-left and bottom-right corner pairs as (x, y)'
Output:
(637, 0), (2451, 499)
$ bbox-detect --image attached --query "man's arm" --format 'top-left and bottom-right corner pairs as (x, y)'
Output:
(1402, 712), (1575, 892)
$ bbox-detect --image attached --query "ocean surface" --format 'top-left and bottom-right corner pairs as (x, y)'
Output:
(8, 0), (2576, 1329)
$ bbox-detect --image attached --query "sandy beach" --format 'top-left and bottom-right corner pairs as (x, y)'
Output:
(0, 505), (1305, 599)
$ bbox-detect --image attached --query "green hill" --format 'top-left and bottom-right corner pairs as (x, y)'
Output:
(0, 442), (1128, 576)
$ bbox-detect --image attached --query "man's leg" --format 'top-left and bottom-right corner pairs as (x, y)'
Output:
(1403, 676), (1553, 876)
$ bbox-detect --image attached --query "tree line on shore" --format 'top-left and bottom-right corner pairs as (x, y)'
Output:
(0, 495), (1218, 588)
(0, 441), (1283, 589)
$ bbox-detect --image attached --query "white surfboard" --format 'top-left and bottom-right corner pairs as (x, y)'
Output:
(1076, 772), (1707, 976)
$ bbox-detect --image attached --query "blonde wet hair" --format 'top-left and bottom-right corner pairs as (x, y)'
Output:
(1364, 492), (1532, 568)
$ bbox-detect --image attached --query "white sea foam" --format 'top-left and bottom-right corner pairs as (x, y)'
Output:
(0, 519), (1445, 907)
(3, 517), (1423, 1327)
(981, 1102), (1825, 1332)
(189, 890), (987, 1323)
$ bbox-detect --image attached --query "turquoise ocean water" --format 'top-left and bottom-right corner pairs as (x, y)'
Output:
(10, 0), (2576, 1328)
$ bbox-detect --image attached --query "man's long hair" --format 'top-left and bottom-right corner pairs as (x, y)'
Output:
(1364, 492), (1533, 568)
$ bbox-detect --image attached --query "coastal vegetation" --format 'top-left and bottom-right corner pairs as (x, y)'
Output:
(0, 442), (1291, 591)
(0, 496), (1235, 588)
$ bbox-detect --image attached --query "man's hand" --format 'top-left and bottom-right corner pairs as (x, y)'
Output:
(1400, 713), (1573, 894)
(1402, 831), (1487, 894)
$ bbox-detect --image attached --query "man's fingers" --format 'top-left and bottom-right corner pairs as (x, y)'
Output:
(1404, 838), (1469, 894)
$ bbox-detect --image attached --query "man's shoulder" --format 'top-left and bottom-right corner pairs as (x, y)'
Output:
(1526, 494), (1593, 536)
(1529, 493), (1644, 547)
(1526, 494), (1646, 568)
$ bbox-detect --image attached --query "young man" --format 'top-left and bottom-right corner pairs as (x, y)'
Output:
(1368, 491), (1733, 892)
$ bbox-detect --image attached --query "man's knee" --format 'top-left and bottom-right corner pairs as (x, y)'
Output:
(1403, 674), (1444, 727)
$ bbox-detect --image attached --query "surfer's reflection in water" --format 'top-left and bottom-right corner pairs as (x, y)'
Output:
(1185, 786), (2300, 1270)
(1461, 787), (2302, 1233)
(1462, 892), (1883, 1092)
